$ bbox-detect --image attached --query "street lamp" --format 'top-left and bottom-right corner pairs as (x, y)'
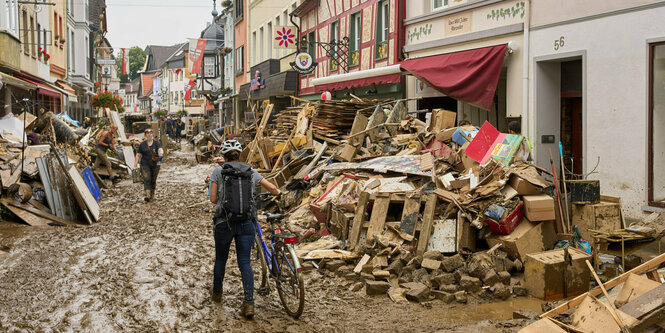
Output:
(101, 74), (111, 92)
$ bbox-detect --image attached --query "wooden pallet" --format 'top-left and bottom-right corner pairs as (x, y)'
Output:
(348, 192), (437, 254)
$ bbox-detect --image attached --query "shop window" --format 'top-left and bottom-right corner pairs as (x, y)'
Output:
(350, 12), (361, 67)
(330, 20), (339, 71)
(375, 0), (389, 60)
(432, 0), (449, 11)
(649, 42), (665, 206)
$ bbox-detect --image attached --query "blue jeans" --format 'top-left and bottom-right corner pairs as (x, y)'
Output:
(213, 219), (255, 305)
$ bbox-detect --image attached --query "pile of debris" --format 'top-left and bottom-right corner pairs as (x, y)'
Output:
(0, 107), (137, 226)
(208, 97), (664, 307)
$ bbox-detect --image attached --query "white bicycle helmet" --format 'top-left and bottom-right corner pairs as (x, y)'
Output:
(221, 139), (243, 154)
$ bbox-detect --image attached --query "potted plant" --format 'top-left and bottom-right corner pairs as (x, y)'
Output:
(44, 53), (50, 64)
(222, 0), (232, 8)
(54, 34), (59, 46)
(59, 37), (65, 49)
(38, 47), (43, 58)
(90, 91), (124, 110)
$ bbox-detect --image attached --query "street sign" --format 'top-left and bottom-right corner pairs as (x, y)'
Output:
(96, 59), (116, 65)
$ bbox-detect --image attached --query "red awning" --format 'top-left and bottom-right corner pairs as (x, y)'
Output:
(17, 76), (62, 99)
(316, 73), (401, 92)
(400, 44), (508, 110)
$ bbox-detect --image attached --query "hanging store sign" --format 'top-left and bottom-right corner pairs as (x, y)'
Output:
(290, 52), (317, 74)
(274, 26), (298, 49)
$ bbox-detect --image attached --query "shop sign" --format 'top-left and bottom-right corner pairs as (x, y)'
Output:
(290, 52), (317, 74)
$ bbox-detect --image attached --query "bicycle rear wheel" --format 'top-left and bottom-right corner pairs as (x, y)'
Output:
(254, 234), (269, 294)
(274, 241), (305, 318)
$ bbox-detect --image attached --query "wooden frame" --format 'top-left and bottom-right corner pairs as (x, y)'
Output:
(347, 192), (437, 254)
(648, 42), (665, 207)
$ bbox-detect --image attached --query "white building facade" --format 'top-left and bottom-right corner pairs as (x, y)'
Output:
(66, 0), (92, 119)
(528, 0), (665, 216)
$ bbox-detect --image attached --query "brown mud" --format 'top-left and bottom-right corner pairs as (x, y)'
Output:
(0, 147), (540, 332)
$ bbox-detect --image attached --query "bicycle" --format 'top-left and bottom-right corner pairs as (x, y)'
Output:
(253, 209), (305, 318)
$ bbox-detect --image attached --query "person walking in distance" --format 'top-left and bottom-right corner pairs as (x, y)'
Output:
(209, 140), (281, 319)
(133, 129), (164, 202)
(95, 125), (120, 183)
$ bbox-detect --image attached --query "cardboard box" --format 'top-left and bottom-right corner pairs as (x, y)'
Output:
(572, 201), (622, 242)
(487, 219), (557, 262)
(509, 175), (540, 195)
(428, 109), (457, 132)
(523, 194), (555, 221)
(483, 202), (524, 235)
(524, 247), (592, 300)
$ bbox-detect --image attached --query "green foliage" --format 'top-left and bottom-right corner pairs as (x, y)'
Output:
(176, 110), (188, 116)
(153, 110), (167, 119)
(91, 91), (124, 110)
(116, 46), (147, 82)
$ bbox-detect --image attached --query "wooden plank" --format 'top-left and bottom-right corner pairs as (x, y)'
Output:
(416, 194), (437, 255)
(353, 254), (371, 274)
(4, 200), (82, 226)
(365, 194), (391, 245)
(68, 166), (100, 221)
(348, 113), (369, 147)
(646, 269), (661, 282)
(629, 306), (665, 332)
(542, 252), (665, 318)
(1, 199), (49, 226)
(401, 197), (421, 220)
(348, 192), (370, 249)
(385, 100), (407, 136)
(620, 283), (665, 319)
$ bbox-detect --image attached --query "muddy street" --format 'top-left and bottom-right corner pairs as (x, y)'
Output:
(0, 149), (538, 332)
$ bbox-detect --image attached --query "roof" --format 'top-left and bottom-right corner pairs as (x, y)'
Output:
(140, 74), (156, 96)
(143, 44), (186, 73)
(200, 23), (224, 51)
(292, 0), (318, 18)
(164, 43), (188, 65)
(89, 0), (107, 31)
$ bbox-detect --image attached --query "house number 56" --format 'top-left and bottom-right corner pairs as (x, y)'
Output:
(554, 36), (565, 51)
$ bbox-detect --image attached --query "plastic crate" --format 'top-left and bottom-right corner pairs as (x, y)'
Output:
(483, 202), (523, 235)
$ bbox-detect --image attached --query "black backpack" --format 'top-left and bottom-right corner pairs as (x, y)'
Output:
(218, 163), (254, 222)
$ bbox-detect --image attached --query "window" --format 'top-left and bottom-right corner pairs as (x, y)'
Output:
(71, 30), (75, 69)
(66, 27), (70, 69)
(85, 36), (89, 77)
(22, 10), (28, 55)
(375, 0), (389, 59)
(37, 23), (41, 51)
(649, 42), (665, 206)
(330, 21), (339, 71)
(85, 0), (89, 21)
(30, 16), (35, 56)
(267, 22), (272, 59)
(350, 12), (361, 67)
(252, 31), (257, 65)
(236, 46), (244, 73)
(432, 0), (449, 11)
(275, 16), (281, 56)
(259, 27), (264, 62)
(1, 0), (20, 37)
(307, 30), (315, 61)
(235, 0), (243, 19)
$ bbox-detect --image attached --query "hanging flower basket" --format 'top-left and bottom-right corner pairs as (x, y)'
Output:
(90, 91), (123, 110)
(222, 0), (232, 8)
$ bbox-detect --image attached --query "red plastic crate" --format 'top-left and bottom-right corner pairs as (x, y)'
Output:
(483, 202), (524, 235)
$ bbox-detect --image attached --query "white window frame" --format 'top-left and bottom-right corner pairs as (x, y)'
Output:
(204, 56), (216, 78)
(0, 0), (20, 38)
(432, 0), (449, 11)
(259, 26), (264, 62)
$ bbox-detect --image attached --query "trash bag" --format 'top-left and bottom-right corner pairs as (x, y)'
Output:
(554, 225), (593, 255)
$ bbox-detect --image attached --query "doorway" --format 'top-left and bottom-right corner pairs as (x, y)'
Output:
(534, 55), (585, 176)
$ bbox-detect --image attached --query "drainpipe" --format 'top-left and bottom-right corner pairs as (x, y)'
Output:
(290, 12), (300, 100)
(522, 0), (531, 151)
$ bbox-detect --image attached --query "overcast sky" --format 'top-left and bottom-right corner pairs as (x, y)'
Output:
(106, 0), (218, 51)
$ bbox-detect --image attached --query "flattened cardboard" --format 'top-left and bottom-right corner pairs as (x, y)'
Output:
(509, 175), (540, 195)
(614, 273), (661, 308)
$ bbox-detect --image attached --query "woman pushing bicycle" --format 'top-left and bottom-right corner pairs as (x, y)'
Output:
(209, 140), (281, 319)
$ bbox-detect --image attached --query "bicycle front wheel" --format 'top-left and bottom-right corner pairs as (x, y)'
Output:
(274, 241), (305, 318)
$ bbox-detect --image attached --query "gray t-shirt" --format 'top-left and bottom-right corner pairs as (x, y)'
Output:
(210, 161), (263, 224)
